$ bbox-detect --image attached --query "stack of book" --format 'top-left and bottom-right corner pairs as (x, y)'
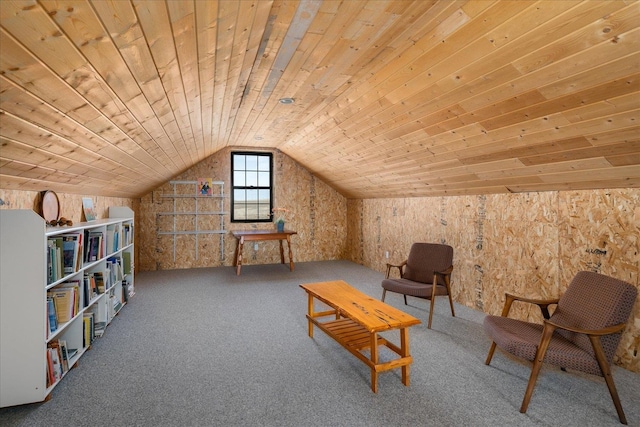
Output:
(47, 282), (80, 326)
(47, 233), (83, 284)
(83, 230), (104, 263)
(46, 339), (70, 387)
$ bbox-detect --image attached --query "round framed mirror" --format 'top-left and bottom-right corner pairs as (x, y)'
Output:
(39, 190), (60, 223)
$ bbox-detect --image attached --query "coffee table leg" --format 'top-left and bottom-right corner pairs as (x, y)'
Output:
(370, 332), (379, 393)
(400, 327), (410, 386)
(307, 293), (314, 338)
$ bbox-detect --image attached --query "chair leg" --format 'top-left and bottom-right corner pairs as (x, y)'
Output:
(427, 275), (438, 329)
(427, 296), (436, 329)
(403, 294), (407, 305)
(485, 342), (497, 365)
(521, 322), (555, 414)
(445, 275), (455, 317)
(589, 335), (627, 425)
(381, 289), (387, 302)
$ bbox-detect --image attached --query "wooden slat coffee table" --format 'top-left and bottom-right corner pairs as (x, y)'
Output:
(300, 280), (421, 392)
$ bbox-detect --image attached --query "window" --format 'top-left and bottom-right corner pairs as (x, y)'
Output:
(231, 152), (273, 222)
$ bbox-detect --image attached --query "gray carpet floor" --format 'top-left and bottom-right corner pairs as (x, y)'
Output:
(1, 260), (638, 427)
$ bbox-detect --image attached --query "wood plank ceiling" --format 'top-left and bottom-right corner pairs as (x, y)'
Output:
(1, 0), (639, 199)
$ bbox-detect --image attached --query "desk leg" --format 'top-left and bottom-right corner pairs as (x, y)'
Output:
(400, 327), (410, 386)
(235, 237), (244, 275)
(370, 332), (379, 393)
(307, 294), (314, 338)
(279, 239), (285, 264)
(286, 235), (295, 271)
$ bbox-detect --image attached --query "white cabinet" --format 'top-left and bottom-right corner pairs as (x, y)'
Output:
(0, 207), (134, 407)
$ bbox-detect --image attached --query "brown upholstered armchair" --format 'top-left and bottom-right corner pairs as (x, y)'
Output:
(381, 243), (455, 329)
(483, 271), (637, 424)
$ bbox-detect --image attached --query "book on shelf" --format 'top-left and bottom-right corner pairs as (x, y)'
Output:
(82, 275), (90, 307)
(112, 294), (123, 314)
(62, 238), (74, 274)
(82, 312), (94, 348)
(122, 280), (129, 303)
(107, 256), (124, 283)
(46, 348), (55, 387)
(47, 281), (80, 324)
(122, 223), (133, 246)
(61, 232), (83, 274)
(94, 321), (106, 337)
(47, 237), (64, 284)
(122, 251), (132, 275)
(105, 262), (114, 287)
(63, 281), (81, 318)
(47, 345), (63, 383)
(48, 340), (69, 377)
(66, 347), (78, 359)
(47, 243), (53, 284)
(90, 273), (99, 296)
(82, 273), (98, 306)
(75, 232), (83, 270)
(106, 224), (121, 254)
(47, 288), (73, 324)
(84, 230), (103, 263)
(94, 271), (106, 293)
(58, 339), (70, 373)
(47, 297), (58, 335)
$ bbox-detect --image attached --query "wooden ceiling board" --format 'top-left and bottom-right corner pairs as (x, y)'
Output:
(563, 92), (640, 123)
(0, 0), (638, 199)
(2, 2), (183, 183)
(607, 152), (640, 166)
(0, 78), (167, 179)
(288, 2), (592, 152)
(90, 0), (195, 170)
(0, 115), (133, 183)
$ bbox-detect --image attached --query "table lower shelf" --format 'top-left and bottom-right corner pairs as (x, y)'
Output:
(307, 315), (413, 392)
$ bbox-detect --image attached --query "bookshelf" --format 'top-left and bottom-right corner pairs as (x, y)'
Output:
(0, 207), (134, 407)
(156, 180), (226, 262)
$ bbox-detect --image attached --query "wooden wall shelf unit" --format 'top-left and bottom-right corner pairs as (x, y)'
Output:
(156, 180), (226, 262)
(0, 207), (135, 408)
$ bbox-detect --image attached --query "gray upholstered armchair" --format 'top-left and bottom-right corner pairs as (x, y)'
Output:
(483, 271), (637, 424)
(381, 243), (455, 329)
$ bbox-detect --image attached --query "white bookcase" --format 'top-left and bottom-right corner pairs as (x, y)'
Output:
(0, 207), (134, 407)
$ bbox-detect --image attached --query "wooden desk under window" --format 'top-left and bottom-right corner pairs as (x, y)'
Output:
(231, 229), (297, 275)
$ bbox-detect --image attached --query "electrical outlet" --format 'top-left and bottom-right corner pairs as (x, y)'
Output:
(254, 243), (259, 251)
(385, 251), (389, 258)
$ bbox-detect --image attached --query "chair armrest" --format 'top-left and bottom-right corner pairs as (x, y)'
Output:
(501, 293), (560, 318)
(544, 319), (627, 336)
(385, 260), (407, 279)
(434, 265), (453, 277)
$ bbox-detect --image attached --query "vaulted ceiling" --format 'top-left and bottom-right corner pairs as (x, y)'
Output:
(1, 0), (639, 199)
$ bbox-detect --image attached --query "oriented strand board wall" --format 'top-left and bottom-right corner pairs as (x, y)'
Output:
(0, 189), (134, 223)
(347, 189), (640, 373)
(137, 147), (347, 271)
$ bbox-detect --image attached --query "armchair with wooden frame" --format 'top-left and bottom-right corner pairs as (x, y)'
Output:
(381, 243), (455, 329)
(483, 271), (637, 424)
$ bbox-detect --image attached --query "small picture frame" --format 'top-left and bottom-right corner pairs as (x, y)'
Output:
(82, 197), (96, 221)
(198, 178), (213, 196)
